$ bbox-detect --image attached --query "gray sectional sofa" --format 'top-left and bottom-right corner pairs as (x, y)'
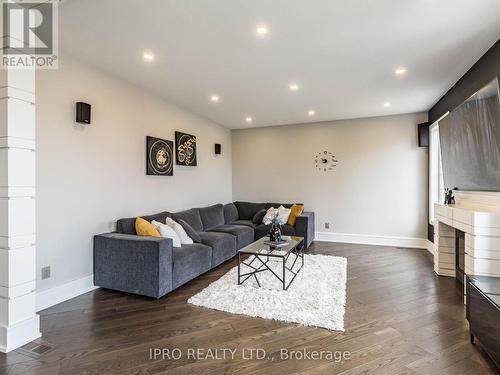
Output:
(94, 201), (315, 298)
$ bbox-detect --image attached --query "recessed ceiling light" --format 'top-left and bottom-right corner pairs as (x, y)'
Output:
(210, 95), (220, 103)
(308, 110), (316, 116)
(383, 102), (391, 108)
(143, 52), (154, 61)
(245, 116), (253, 123)
(256, 26), (268, 36)
(289, 83), (299, 92)
(395, 67), (407, 76)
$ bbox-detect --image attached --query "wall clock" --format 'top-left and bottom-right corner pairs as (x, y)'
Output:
(315, 151), (338, 171)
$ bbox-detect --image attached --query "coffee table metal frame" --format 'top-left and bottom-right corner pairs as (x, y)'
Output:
(237, 236), (305, 291)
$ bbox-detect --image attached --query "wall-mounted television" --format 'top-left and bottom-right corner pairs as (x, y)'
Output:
(439, 76), (500, 191)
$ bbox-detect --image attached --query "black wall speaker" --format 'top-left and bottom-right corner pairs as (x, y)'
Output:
(76, 102), (91, 124)
(214, 144), (221, 155)
(418, 122), (430, 147)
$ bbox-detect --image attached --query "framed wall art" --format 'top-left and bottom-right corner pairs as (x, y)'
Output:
(146, 136), (174, 176)
(175, 131), (197, 166)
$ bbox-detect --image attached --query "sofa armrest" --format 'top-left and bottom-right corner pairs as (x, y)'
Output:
(93, 233), (173, 298)
(295, 211), (315, 248)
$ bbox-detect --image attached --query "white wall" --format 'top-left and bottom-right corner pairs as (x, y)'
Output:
(36, 53), (232, 293)
(232, 113), (429, 241)
(35, 53), (428, 300)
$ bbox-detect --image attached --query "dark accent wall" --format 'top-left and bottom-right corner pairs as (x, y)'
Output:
(428, 39), (500, 124)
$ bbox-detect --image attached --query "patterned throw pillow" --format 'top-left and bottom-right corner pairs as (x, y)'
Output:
(262, 207), (278, 225)
(276, 206), (292, 225)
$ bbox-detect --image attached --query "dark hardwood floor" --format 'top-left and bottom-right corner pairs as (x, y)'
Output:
(2, 242), (499, 375)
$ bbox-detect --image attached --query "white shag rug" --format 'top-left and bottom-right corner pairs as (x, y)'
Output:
(188, 254), (347, 331)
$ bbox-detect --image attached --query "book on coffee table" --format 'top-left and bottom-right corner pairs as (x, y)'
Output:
(263, 240), (289, 247)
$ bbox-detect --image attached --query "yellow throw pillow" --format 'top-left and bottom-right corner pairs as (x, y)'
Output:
(135, 217), (160, 237)
(287, 204), (304, 226)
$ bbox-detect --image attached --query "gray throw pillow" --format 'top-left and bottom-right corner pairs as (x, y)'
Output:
(253, 209), (267, 224)
(178, 219), (201, 243)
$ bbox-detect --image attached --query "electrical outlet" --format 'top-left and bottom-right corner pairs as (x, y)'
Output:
(325, 222), (330, 229)
(41, 266), (51, 280)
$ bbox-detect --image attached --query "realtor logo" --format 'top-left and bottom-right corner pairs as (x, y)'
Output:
(1, 0), (58, 69)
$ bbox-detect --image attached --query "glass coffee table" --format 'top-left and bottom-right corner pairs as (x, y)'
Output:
(237, 236), (305, 291)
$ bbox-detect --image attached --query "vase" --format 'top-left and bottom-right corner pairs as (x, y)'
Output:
(269, 224), (282, 242)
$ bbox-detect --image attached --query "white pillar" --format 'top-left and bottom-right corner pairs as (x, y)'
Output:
(0, 66), (40, 353)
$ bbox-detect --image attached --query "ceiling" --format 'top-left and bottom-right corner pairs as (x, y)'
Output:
(59, 0), (500, 129)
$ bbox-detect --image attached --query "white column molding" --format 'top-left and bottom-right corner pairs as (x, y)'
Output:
(433, 220), (456, 277)
(0, 67), (40, 353)
(434, 197), (500, 304)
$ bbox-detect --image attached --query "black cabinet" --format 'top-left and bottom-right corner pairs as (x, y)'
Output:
(456, 230), (465, 285)
(467, 276), (500, 369)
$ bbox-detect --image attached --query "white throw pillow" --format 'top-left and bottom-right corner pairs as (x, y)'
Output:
(151, 220), (181, 247)
(262, 207), (278, 225)
(165, 217), (194, 245)
(276, 205), (292, 225)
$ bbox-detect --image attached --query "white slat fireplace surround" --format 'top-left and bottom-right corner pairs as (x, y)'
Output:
(434, 192), (500, 282)
(0, 67), (40, 353)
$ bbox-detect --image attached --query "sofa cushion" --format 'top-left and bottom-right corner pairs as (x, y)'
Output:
(177, 219), (201, 243)
(152, 220), (181, 247)
(254, 224), (296, 241)
(117, 211), (170, 235)
(234, 201), (266, 220)
(166, 217), (193, 245)
(208, 225), (254, 249)
(252, 209), (267, 224)
(287, 204), (305, 226)
(276, 206), (292, 225)
(199, 204), (225, 230)
(172, 209), (203, 232)
(135, 218), (161, 237)
(172, 243), (212, 289)
(263, 207), (278, 225)
(265, 203), (296, 210)
(198, 232), (237, 267)
(223, 203), (239, 224)
(231, 219), (256, 228)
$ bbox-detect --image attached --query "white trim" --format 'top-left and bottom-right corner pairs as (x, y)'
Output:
(33, 235), (436, 313)
(425, 240), (435, 255)
(36, 275), (98, 312)
(0, 315), (40, 353)
(433, 111), (450, 125)
(315, 232), (432, 252)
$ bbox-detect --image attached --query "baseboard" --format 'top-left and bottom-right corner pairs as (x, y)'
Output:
(36, 275), (98, 312)
(315, 232), (433, 252)
(34, 236), (435, 312)
(425, 240), (435, 255)
(0, 315), (40, 353)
